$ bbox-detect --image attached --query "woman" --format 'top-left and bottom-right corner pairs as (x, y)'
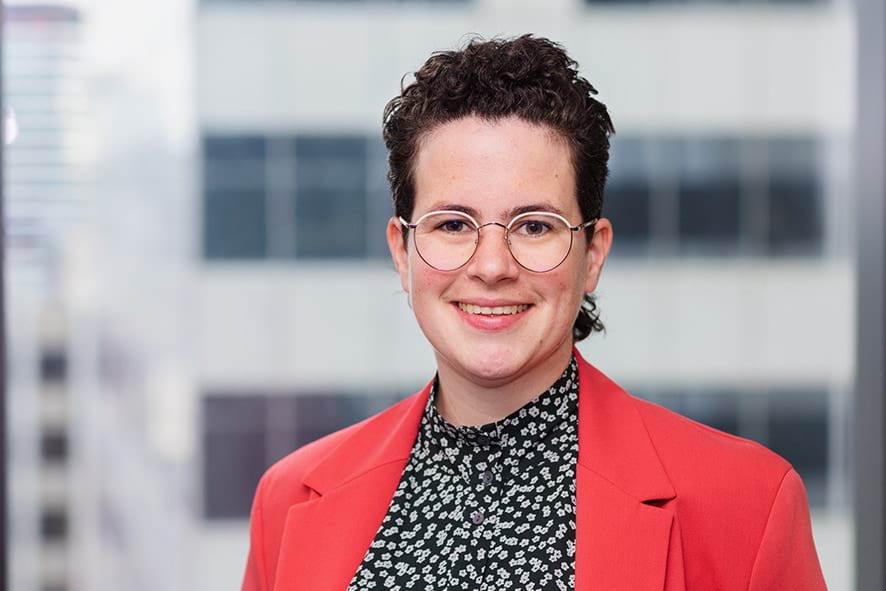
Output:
(242, 35), (826, 590)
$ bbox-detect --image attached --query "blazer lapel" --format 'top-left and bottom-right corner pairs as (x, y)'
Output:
(574, 350), (682, 591)
(272, 385), (431, 591)
(272, 351), (683, 591)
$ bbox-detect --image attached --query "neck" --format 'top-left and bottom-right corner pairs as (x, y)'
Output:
(434, 344), (574, 427)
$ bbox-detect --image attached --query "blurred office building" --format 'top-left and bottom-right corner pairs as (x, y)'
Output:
(6, 0), (856, 590)
(4, 5), (89, 591)
(193, 1), (854, 590)
(6, 3), (193, 591)
(192, 1), (855, 589)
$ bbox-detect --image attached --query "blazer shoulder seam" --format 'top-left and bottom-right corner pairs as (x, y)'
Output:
(746, 465), (796, 590)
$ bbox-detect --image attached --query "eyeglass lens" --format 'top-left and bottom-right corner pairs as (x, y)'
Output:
(412, 211), (575, 272)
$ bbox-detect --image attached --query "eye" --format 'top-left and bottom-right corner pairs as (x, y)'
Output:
(513, 218), (553, 237)
(435, 218), (472, 233)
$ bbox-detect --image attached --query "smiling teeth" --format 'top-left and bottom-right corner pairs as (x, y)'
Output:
(458, 303), (529, 316)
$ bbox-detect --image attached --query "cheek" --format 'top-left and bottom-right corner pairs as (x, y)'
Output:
(549, 261), (587, 296)
(407, 256), (451, 297)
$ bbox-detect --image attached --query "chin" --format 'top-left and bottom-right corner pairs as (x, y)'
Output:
(452, 343), (530, 381)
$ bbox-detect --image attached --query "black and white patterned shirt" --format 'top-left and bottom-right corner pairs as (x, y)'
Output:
(348, 356), (580, 591)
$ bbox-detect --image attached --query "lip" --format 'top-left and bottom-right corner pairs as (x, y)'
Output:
(455, 299), (530, 307)
(452, 301), (533, 331)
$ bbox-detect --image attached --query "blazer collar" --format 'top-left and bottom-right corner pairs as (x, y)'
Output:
(274, 349), (679, 591)
(574, 348), (675, 503)
(302, 348), (675, 503)
(301, 387), (429, 496)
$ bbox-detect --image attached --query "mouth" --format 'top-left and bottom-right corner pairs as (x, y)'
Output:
(456, 302), (532, 316)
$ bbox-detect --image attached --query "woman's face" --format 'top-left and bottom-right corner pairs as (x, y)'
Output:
(387, 115), (612, 389)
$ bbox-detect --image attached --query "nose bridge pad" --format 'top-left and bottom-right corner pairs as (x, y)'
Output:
(477, 222), (511, 250)
(474, 221), (515, 265)
(477, 222), (510, 244)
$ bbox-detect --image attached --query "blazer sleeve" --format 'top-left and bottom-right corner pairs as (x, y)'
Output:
(747, 468), (828, 591)
(242, 473), (270, 591)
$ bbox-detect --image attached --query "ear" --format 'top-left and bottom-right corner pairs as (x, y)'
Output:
(386, 216), (411, 294)
(583, 217), (613, 294)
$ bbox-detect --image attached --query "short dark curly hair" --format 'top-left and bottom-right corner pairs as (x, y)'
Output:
(382, 34), (614, 341)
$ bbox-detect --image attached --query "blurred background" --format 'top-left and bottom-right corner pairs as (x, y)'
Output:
(2, 0), (864, 589)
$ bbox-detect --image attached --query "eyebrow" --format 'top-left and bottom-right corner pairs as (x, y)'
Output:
(424, 201), (567, 219)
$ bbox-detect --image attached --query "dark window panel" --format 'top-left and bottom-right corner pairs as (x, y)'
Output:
(40, 506), (67, 542)
(202, 135), (269, 260)
(367, 136), (394, 259)
(678, 182), (742, 245)
(203, 136), (266, 161)
(204, 395), (268, 430)
(767, 391), (829, 505)
(40, 431), (68, 462)
(676, 138), (743, 250)
(202, 0), (470, 3)
(605, 183), (651, 245)
(657, 391), (740, 436)
(203, 430), (266, 519)
(585, 0), (816, 3)
(295, 136), (368, 259)
(203, 189), (267, 259)
(40, 348), (67, 383)
(200, 392), (402, 520)
(605, 137), (651, 250)
(202, 397), (268, 520)
(767, 178), (822, 254)
(766, 138), (823, 255)
(294, 395), (364, 449)
(204, 160), (266, 192)
(293, 393), (400, 449)
(768, 411), (829, 474)
(295, 135), (365, 160)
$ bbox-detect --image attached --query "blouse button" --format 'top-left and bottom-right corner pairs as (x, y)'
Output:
(470, 510), (485, 525)
(480, 470), (494, 485)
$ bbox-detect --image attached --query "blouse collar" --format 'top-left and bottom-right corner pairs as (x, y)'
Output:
(420, 354), (579, 453)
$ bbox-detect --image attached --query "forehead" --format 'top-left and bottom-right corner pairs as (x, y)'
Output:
(412, 115), (578, 218)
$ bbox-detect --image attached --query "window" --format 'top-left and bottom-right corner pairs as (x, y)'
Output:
(676, 138), (743, 251)
(605, 135), (824, 257)
(40, 506), (67, 542)
(202, 133), (825, 260)
(40, 430), (68, 462)
(202, 391), (402, 519)
(294, 136), (368, 259)
(39, 347), (67, 382)
(201, 133), (386, 261)
(202, 396), (268, 519)
(604, 137), (651, 251)
(202, 0), (469, 4)
(584, 0), (819, 5)
(202, 136), (268, 259)
(767, 390), (829, 505)
(657, 390), (740, 436)
(765, 138), (822, 255)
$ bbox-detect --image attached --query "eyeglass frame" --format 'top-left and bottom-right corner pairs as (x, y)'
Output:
(398, 209), (598, 273)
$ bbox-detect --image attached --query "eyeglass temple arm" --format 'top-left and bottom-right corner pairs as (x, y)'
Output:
(572, 217), (599, 232)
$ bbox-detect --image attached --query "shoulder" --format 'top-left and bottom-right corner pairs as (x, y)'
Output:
(630, 394), (792, 489)
(629, 395), (824, 588)
(244, 392), (425, 590)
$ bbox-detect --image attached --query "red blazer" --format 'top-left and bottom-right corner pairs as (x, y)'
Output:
(242, 350), (827, 590)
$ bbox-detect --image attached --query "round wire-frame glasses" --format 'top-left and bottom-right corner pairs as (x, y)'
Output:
(399, 209), (598, 273)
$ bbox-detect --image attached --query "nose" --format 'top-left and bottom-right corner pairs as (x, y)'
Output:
(465, 222), (520, 283)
